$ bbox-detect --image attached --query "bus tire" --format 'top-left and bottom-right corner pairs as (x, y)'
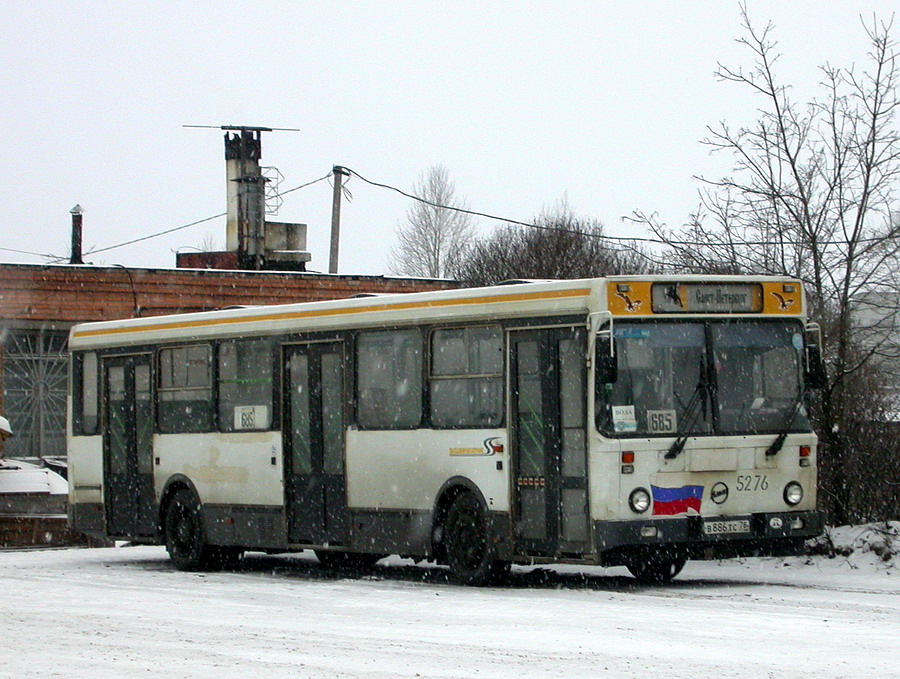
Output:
(164, 489), (213, 571)
(444, 492), (508, 585)
(627, 555), (686, 584)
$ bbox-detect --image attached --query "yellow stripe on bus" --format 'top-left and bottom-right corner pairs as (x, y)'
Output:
(71, 288), (592, 340)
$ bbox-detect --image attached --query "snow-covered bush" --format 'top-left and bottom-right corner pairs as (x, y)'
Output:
(807, 522), (900, 563)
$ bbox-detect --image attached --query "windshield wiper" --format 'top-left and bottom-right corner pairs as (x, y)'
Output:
(764, 389), (806, 457)
(665, 373), (708, 460)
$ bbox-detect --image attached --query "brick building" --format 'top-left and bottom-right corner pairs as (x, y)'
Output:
(0, 262), (456, 462)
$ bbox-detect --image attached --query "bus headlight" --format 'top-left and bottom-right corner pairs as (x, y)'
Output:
(629, 487), (651, 514)
(783, 482), (804, 506)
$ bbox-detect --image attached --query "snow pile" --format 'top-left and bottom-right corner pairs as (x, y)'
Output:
(808, 522), (900, 567)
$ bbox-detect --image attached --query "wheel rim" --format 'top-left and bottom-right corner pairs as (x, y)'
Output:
(170, 505), (195, 558)
(449, 502), (488, 571)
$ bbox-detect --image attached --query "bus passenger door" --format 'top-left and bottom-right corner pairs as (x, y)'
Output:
(510, 328), (590, 558)
(284, 342), (348, 546)
(103, 354), (156, 538)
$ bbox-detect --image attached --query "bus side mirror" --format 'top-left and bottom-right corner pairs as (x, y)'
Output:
(805, 345), (827, 390)
(597, 341), (618, 384)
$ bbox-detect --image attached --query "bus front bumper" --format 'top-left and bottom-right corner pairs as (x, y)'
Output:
(594, 510), (823, 565)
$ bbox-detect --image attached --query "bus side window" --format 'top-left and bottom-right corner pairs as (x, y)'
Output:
(429, 325), (503, 428)
(218, 338), (274, 432)
(356, 328), (423, 429)
(158, 345), (213, 433)
(73, 351), (99, 435)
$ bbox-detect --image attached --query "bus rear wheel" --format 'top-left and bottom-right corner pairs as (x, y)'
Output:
(165, 489), (214, 571)
(444, 493), (508, 585)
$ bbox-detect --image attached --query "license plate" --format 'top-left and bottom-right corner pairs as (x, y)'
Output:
(703, 519), (751, 536)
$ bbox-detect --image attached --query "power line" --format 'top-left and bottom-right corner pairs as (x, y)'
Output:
(341, 166), (899, 249)
(272, 171), (334, 198)
(84, 212), (226, 257)
(341, 166), (568, 234)
(0, 246), (63, 259)
(38, 163), (899, 262)
(82, 172), (333, 258)
(339, 166), (630, 254)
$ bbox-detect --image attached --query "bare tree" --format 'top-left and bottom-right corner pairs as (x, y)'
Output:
(451, 203), (656, 287)
(389, 165), (476, 278)
(631, 5), (900, 523)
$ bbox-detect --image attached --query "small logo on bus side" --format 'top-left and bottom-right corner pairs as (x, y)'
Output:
(711, 482), (729, 505)
(484, 437), (504, 455)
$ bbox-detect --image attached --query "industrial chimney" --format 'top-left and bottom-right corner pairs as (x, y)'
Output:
(69, 204), (84, 265)
(224, 127), (267, 268)
(176, 125), (311, 272)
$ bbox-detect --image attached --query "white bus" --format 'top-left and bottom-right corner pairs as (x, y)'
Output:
(67, 276), (824, 583)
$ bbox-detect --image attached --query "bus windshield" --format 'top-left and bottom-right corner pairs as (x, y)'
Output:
(597, 320), (811, 437)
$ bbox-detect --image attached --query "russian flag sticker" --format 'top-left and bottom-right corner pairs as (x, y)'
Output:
(651, 485), (704, 516)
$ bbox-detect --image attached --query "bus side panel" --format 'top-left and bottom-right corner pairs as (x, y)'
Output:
(67, 434), (105, 536)
(154, 432), (287, 549)
(154, 432), (284, 505)
(587, 440), (624, 521)
(345, 429), (509, 512)
(345, 429), (509, 557)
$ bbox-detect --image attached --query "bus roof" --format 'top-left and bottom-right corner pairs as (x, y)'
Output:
(67, 275), (805, 351)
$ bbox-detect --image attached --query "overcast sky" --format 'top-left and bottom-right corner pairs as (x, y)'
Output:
(2, 2), (897, 276)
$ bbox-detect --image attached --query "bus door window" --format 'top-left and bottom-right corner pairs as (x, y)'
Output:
(513, 338), (546, 541)
(558, 333), (588, 545)
(107, 365), (128, 475)
(135, 364), (152, 475)
(288, 353), (312, 475)
(321, 352), (344, 475)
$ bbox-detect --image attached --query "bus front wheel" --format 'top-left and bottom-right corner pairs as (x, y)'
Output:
(626, 555), (686, 584)
(444, 493), (509, 585)
(165, 489), (213, 571)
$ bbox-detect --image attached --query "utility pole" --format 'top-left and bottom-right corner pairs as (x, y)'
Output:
(329, 166), (349, 274)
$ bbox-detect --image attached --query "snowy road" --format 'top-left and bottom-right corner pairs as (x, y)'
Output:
(1, 545), (897, 678)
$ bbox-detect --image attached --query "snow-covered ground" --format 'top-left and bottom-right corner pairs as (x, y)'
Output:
(1, 525), (897, 678)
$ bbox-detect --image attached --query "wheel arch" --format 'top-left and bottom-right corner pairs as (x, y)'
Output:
(158, 474), (202, 536)
(431, 476), (489, 561)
